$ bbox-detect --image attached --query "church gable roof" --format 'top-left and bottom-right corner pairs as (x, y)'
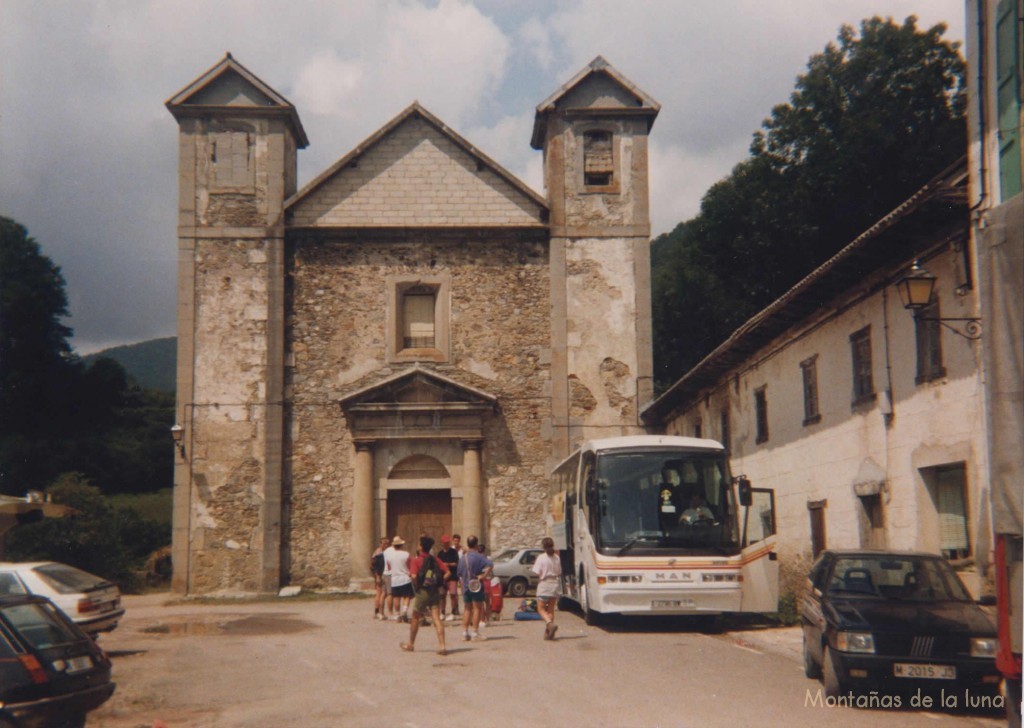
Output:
(287, 103), (547, 229)
(531, 56), (660, 149)
(166, 53), (309, 148)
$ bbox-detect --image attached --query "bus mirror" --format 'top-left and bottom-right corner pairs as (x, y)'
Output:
(738, 477), (752, 506)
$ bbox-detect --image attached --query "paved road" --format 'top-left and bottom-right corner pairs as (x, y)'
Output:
(86, 593), (1004, 728)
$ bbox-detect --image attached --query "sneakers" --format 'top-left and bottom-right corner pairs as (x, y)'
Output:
(544, 622), (558, 640)
(445, 614), (455, 622)
(471, 632), (485, 641)
(463, 631), (471, 642)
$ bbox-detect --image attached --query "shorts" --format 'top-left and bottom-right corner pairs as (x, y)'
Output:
(445, 580), (458, 596)
(463, 587), (486, 604)
(412, 588), (441, 614)
(392, 582), (415, 598)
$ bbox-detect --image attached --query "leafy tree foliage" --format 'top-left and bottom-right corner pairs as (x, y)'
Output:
(0, 216), (174, 495)
(652, 17), (966, 389)
(4, 474), (170, 590)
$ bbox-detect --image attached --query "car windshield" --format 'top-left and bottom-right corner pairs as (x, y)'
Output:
(491, 549), (519, 563)
(1, 602), (81, 648)
(826, 556), (972, 602)
(33, 564), (106, 594)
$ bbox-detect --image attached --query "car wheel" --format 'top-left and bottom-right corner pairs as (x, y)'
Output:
(507, 577), (528, 598)
(822, 646), (845, 698)
(802, 631), (822, 679)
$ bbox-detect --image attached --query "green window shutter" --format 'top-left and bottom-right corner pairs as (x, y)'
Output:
(995, 0), (1022, 199)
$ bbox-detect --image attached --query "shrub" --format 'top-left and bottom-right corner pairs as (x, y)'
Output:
(3, 473), (170, 592)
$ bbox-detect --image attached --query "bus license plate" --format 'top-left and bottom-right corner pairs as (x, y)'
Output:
(893, 663), (956, 680)
(652, 599), (694, 609)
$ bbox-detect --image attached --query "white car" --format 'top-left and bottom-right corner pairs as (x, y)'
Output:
(492, 548), (542, 597)
(0, 562), (124, 636)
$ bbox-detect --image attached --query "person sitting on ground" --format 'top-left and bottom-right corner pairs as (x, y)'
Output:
(680, 493), (715, 524)
(400, 535), (448, 656)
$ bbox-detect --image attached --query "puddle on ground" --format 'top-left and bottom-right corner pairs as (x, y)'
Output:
(140, 613), (317, 637)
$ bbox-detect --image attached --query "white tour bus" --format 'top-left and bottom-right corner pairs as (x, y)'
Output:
(548, 435), (778, 623)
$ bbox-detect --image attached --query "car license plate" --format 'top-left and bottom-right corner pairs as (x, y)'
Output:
(893, 663), (956, 680)
(652, 599), (695, 609)
(65, 655), (93, 674)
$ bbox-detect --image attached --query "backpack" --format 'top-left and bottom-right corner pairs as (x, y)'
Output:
(416, 555), (443, 591)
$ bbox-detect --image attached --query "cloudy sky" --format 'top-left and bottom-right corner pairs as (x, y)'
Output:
(1, 0), (966, 354)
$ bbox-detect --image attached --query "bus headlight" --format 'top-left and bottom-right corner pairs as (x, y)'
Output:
(701, 573), (740, 582)
(598, 574), (644, 584)
(836, 632), (875, 654)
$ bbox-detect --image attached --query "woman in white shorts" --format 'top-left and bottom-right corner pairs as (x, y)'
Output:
(531, 537), (562, 640)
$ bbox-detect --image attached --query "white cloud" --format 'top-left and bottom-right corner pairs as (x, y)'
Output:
(0, 0), (967, 352)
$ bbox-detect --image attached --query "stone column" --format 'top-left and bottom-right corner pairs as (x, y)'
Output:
(461, 440), (483, 539)
(351, 441), (375, 591)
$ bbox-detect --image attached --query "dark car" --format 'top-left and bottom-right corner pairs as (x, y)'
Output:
(801, 550), (1001, 701)
(0, 594), (115, 728)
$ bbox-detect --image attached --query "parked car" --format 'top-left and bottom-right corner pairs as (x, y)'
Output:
(801, 550), (1001, 700)
(0, 594), (115, 727)
(0, 563), (124, 636)
(492, 548), (542, 597)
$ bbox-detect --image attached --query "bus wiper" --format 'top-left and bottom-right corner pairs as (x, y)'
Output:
(618, 536), (660, 556)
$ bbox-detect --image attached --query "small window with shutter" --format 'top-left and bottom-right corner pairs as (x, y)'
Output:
(583, 130), (614, 187)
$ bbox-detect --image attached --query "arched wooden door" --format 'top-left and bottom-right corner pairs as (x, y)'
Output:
(386, 489), (452, 545)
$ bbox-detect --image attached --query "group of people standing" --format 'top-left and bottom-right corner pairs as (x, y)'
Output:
(371, 532), (563, 655)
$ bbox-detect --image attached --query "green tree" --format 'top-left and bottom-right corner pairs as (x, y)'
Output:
(652, 16), (966, 389)
(1, 217), (174, 495)
(0, 217), (84, 493)
(4, 473), (170, 589)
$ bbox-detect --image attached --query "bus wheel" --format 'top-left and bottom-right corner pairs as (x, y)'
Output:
(579, 578), (601, 626)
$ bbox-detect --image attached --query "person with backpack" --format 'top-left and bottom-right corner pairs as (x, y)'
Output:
(400, 535), (449, 655)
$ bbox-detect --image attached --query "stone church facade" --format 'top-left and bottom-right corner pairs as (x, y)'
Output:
(166, 55), (658, 594)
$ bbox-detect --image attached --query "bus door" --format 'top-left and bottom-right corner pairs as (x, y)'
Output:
(738, 484), (779, 612)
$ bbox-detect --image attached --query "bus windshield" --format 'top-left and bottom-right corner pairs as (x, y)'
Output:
(593, 449), (739, 554)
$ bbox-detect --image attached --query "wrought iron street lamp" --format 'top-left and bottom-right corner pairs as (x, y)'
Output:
(896, 260), (981, 340)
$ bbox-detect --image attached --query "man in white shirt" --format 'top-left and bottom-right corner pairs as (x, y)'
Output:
(386, 536), (413, 621)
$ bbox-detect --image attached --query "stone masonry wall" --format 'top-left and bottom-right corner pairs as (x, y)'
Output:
(283, 232), (551, 588)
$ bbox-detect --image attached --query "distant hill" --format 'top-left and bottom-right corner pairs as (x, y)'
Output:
(84, 337), (176, 393)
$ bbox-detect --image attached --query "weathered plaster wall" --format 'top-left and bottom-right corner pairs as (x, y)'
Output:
(188, 238), (273, 593)
(564, 237), (643, 443)
(662, 250), (988, 593)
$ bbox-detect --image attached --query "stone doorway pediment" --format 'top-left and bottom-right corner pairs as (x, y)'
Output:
(339, 366), (497, 441)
